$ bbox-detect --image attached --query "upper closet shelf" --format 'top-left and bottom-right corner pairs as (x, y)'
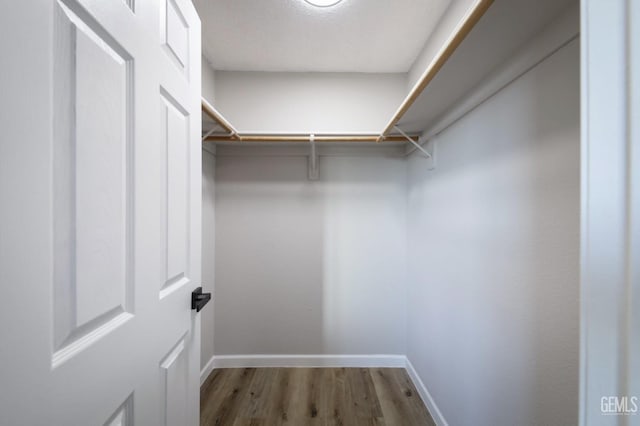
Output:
(396, 0), (578, 139)
(376, 0), (493, 142)
(202, 97), (419, 143)
(202, 0), (494, 146)
(202, 0), (576, 148)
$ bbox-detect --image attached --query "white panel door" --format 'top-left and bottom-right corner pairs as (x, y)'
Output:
(0, 0), (202, 425)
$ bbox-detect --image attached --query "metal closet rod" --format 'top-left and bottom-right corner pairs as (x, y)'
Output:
(377, 0), (494, 142)
(201, 101), (417, 142)
(201, 99), (416, 142)
(204, 133), (416, 143)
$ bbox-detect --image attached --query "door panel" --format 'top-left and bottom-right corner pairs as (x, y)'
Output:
(0, 0), (202, 424)
(105, 395), (134, 426)
(160, 90), (190, 299)
(162, 0), (190, 74)
(52, 0), (134, 362)
(52, 0), (135, 370)
(73, 22), (129, 328)
(160, 336), (189, 426)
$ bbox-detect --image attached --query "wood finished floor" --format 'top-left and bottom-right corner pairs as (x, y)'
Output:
(200, 368), (436, 426)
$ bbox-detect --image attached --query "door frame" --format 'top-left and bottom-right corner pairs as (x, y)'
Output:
(580, 0), (639, 424)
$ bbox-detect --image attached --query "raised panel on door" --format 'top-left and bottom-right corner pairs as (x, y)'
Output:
(122, 0), (134, 13)
(160, 89), (191, 299)
(104, 394), (134, 426)
(160, 336), (189, 426)
(161, 0), (190, 75)
(52, 0), (134, 368)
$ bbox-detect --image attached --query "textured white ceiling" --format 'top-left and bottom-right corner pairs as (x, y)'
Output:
(194, 0), (451, 73)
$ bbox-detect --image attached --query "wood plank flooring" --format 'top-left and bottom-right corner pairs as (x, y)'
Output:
(200, 368), (436, 426)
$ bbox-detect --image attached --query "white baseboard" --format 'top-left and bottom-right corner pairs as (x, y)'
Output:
(405, 358), (448, 426)
(205, 354), (406, 370)
(200, 355), (216, 386)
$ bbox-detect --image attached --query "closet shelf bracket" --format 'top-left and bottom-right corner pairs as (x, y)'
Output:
(394, 126), (436, 169)
(202, 125), (219, 142)
(308, 134), (319, 181)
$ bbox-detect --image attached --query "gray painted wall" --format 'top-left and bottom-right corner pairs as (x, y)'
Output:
(212, 156), (407, 356)
(202, 56), (216, 103)
(406, 40), (580, 426)
(213, 72), (406, 134)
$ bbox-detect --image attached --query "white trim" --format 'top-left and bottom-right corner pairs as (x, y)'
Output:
(206, 354), (406, 369)
(579, 0), (639, 424)
(404, 358), (449, 426)
(200, 355), (216, 386)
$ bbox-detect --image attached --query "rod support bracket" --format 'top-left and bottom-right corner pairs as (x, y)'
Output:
(418, 134), (437, 170)
(308, 134), (319, 180)
(201, 125), (218, 142)
(394, 126), (436, 169)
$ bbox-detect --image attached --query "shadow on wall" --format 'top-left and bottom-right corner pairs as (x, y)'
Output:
(214, 157), (325, 354)
(405, 39), (580, 426)
(213, 155), (407, 357)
